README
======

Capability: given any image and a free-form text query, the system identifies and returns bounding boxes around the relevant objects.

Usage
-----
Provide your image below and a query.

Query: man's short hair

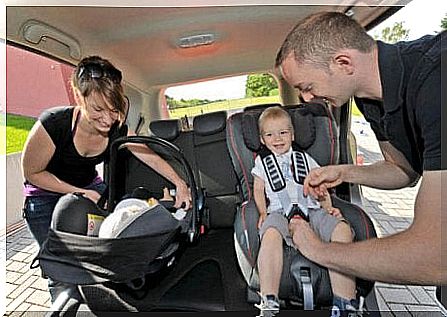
[275,11,375,69]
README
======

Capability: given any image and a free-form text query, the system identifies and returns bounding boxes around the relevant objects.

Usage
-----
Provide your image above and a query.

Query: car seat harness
[259,142,320,222]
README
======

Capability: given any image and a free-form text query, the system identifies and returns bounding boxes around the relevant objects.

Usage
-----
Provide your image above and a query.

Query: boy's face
[260,116,294,155]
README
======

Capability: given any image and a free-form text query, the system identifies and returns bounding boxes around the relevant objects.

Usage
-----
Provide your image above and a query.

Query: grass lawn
[5,114,36,154]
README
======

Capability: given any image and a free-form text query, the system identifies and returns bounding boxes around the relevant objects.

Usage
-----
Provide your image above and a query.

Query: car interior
[6,1,411,314]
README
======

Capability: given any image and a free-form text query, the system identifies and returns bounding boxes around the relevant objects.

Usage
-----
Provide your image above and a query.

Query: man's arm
[291,170,445,285]
[304,141,418,198]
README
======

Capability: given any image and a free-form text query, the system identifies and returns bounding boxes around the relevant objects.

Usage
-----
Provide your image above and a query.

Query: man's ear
[332,52,354,75]
[260,135,265,145]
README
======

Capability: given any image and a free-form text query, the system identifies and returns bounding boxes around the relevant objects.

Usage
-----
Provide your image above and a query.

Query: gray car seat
[226,102,376,309]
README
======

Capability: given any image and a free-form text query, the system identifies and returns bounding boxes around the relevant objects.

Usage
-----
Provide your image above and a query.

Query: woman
[21,55,191,303]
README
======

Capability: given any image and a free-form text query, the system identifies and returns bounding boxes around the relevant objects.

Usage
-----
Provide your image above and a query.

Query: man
[275,11,445,297]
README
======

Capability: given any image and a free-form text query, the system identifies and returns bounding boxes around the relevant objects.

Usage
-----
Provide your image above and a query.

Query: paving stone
[6,282,19,296]
[31,277,49,291]
[387,304,411,316]
[375,283,407,289]
[10,251,31,262]
[6,287,34,312]
[14,268,36,285]
[407,286,438,306]
[7,260,27,272]
[12,302,31,314]
[388,221,410,231]
[377,287,419,305]
[405,305,442,317]
[6,271,22,284]
[379,221,396,236]
[27,304,49,312]
[26,289,51,307]
[8,275,38,299]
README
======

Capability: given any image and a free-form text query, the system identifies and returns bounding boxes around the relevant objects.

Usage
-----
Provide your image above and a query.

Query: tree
[245,74,278,98]
[441,13,447,30]
[374,21,409,43]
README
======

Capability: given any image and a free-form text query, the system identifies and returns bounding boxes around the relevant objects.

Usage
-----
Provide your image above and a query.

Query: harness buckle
[286,204,309,222]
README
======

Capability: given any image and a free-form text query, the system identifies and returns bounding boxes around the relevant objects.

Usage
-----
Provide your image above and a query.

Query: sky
[167,0,446,101]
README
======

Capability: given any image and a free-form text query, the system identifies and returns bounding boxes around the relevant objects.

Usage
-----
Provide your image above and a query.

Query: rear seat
[192,111,240,228]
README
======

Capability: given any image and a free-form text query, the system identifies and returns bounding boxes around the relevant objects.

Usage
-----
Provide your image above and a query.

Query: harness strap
[259,143,313,218]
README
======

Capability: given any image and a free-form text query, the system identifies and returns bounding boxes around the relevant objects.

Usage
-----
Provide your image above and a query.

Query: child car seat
[37,135,201,312]
[226,102,377,309]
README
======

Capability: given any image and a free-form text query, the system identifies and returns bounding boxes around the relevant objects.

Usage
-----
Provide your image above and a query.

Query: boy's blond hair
[258,106,293,133]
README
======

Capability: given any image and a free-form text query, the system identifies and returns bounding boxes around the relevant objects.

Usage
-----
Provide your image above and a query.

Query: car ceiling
[6,2,408,93]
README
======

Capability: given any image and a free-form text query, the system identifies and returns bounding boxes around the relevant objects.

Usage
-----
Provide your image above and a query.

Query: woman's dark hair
[71,56,127,123]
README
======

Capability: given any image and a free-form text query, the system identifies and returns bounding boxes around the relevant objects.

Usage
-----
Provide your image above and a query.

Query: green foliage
[374,21,409,43]
[6,114,36,154]
[269,88,279,96]
[441,13,447,30]
[245,74,278,98]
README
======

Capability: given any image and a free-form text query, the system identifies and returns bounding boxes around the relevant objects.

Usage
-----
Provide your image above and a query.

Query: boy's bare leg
[329,222,356,300]
[258,228,283,296]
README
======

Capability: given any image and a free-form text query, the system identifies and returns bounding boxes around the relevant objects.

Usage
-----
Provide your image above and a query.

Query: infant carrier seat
[226,102,378,311]
[37,135,202,313]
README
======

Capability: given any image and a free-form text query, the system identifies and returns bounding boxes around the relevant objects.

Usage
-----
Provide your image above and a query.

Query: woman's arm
[21,121,101,201]
[125,130,191,209]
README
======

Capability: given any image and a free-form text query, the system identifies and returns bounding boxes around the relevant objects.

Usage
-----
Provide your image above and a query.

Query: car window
[164,73,280,130]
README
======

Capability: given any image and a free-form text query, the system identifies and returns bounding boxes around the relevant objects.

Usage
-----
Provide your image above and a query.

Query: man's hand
[289,217,324,261]
[304,165,345,199]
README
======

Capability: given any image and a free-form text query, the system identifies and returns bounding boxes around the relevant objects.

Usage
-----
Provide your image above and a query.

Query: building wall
[6,45,74,118]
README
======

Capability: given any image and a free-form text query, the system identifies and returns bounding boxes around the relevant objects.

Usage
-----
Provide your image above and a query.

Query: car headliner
[6,1,408,94]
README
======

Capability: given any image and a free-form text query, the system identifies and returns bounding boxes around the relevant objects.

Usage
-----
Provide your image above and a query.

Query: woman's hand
[174,182,192,210]
[80,189,102,203]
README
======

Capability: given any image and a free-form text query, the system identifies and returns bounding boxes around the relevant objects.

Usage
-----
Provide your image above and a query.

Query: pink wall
[6,45,75,118]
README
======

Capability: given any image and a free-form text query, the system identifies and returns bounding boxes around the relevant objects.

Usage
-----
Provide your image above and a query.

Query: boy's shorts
[259,208,350,247]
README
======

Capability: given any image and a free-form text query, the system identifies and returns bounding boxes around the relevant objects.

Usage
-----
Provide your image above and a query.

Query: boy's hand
[258,213,267,229]
[326,206,342,218]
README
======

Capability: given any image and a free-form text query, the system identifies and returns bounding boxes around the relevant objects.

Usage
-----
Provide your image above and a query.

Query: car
[6,1,410,315]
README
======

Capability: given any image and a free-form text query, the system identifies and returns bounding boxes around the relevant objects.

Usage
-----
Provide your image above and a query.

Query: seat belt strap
[259,144,312,217]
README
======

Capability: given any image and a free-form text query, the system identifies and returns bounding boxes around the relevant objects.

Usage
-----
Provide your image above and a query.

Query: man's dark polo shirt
[355,31,445,175]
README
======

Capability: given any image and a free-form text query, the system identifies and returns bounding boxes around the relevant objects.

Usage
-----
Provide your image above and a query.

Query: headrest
[243,103,282,112]
[241,102,329,152]
[149,119,181,141]
[193,111,227,136]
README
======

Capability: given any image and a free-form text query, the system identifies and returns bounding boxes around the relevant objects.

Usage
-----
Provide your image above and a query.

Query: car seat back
[192,111,240,228]
[227,102,339,202]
